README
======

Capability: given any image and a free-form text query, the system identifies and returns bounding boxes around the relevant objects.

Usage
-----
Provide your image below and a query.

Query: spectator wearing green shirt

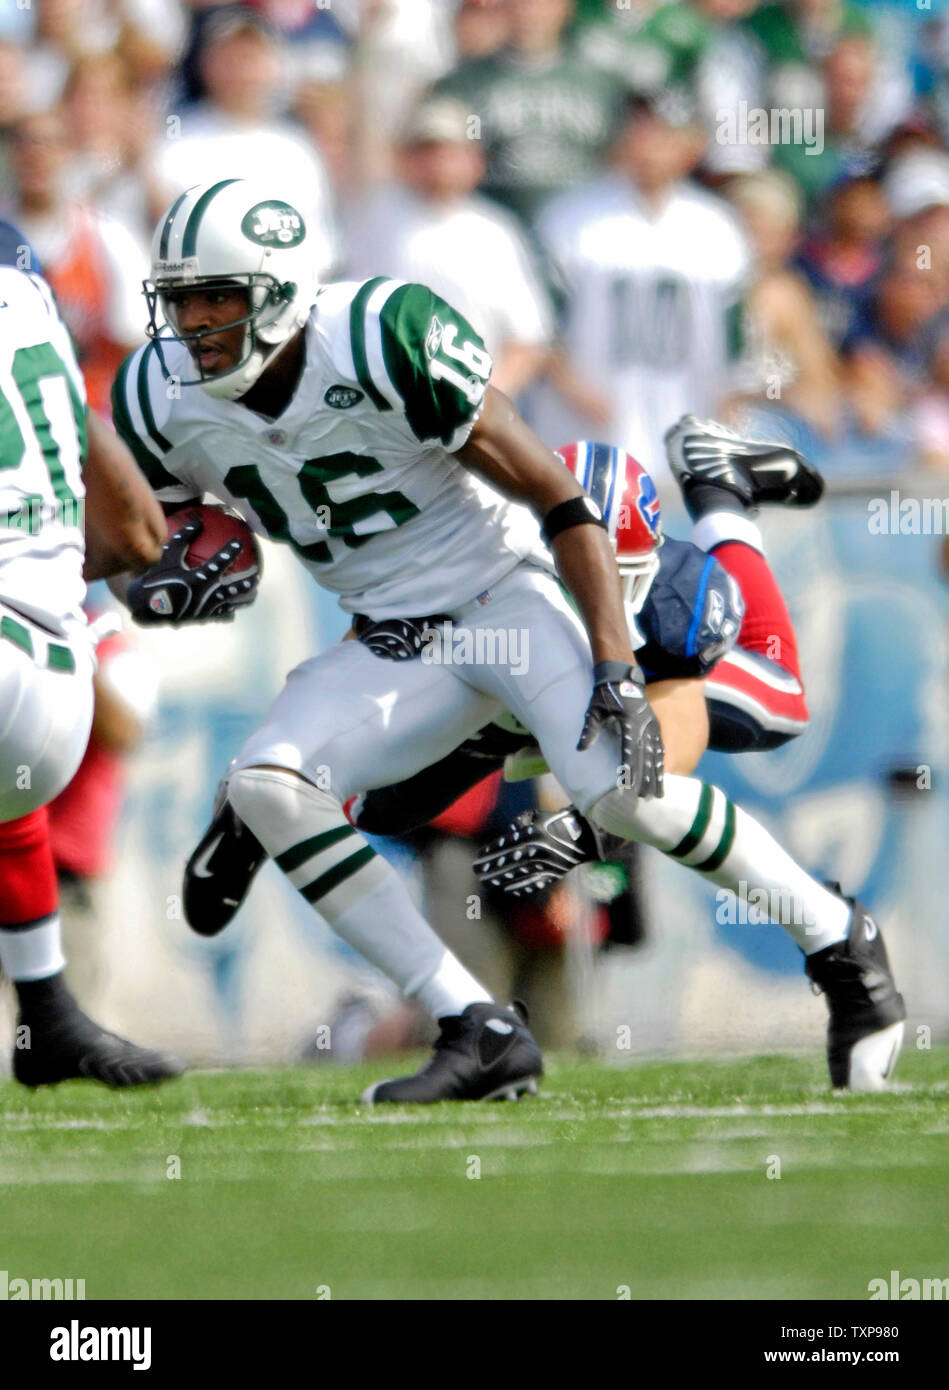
[433,0,628,224]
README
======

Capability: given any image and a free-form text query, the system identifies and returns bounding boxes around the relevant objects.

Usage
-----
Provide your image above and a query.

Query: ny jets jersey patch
[324,384,364,409]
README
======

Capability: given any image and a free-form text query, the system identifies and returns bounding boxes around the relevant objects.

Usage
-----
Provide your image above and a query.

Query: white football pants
[0,599,94,822]
[232,564,624,814]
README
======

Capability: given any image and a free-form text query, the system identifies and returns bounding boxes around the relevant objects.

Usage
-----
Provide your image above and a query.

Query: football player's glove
[352,614,447,661]
[473,807,604,898]
[577,662,664,798]
[127,519,260,626]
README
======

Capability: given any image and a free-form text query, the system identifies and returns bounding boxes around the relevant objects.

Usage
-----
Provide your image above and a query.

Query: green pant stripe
[275,824,354,873]
[1,615,33,658]
[695,799,737,873]
[301,845,376,903]
[670,783,714,859]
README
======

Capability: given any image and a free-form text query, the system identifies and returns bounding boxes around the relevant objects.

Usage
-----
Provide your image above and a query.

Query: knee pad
[228,766,347,855]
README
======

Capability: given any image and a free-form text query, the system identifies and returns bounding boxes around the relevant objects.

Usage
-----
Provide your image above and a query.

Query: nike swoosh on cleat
[191,834,224,879]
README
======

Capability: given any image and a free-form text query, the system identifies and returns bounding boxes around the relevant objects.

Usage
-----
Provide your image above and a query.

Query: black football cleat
[473,807,606,898]
[361,1001,543,1104]
[805,891,905,1091]
[665,414,825,512]
[14,1007,183,1088]
[183,794,267,935]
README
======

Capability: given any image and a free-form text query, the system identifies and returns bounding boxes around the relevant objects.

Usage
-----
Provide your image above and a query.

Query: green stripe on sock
[670,783,714,859]
[695,799,737,873]
[275,824,354,873]
[301,845,376,904]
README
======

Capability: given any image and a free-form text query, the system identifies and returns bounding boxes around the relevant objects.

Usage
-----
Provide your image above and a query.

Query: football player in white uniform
[114,179,899,1101]
[0,261,183,1086]
[190,429,906,1093]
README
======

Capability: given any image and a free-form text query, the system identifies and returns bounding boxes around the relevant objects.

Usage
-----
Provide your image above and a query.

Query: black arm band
[541,494,608,546]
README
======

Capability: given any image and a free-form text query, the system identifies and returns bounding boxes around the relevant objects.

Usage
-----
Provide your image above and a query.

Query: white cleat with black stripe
[361,1001,543,1104]
[664,414,825,511]
[805,891,906,1092]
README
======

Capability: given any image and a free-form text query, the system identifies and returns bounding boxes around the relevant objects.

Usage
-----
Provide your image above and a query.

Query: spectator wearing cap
[526,91,750,499]
[148,5,337,276]
[433,0,629,225]
[345,96,553,399]
[4,107,149,415]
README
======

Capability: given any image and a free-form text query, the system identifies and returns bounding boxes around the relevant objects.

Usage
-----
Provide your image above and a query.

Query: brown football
[164,503,260,574]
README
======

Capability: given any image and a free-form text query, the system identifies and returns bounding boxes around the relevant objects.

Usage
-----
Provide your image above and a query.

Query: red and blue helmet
[555,441,663,616]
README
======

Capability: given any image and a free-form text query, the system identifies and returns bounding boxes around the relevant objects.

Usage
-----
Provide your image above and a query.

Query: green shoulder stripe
[137,343,174,455]
[379,283,491,446]
[349,277,392,412]
[111,352,182,492]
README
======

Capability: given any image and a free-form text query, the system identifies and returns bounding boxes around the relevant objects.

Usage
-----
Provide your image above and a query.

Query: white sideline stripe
[363,278,406,410]
[716,647,804,693]
[705,680,809,734]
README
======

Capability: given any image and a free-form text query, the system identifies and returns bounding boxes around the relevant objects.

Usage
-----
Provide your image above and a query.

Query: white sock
[229,767,492,1018]
[692,510,764,555]
[591,776,850,953]
[0,912,66,981]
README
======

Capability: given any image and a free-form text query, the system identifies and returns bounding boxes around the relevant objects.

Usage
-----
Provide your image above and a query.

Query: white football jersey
[113,277,553,619]
[528,175,750,494]
[0,267,87,633]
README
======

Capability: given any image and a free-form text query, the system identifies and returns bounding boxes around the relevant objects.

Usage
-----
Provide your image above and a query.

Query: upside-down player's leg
[664,415,813,751]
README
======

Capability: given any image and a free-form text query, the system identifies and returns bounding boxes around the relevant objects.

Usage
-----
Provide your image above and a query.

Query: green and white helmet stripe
[155,179,243,269]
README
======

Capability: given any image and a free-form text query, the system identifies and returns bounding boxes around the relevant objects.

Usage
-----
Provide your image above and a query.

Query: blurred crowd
[0,0,945,475]
[1,0,946,1054]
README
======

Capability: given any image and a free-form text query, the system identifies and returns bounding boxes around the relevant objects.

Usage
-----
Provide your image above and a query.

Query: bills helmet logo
[556,441,663,615]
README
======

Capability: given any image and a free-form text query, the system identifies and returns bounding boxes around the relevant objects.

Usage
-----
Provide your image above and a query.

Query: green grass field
[1,1048,947,1301]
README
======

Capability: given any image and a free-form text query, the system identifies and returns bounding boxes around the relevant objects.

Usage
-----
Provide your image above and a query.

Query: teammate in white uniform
[0,262,182,1086]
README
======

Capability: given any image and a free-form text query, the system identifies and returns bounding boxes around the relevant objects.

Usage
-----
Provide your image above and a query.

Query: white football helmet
[144,177,318,400]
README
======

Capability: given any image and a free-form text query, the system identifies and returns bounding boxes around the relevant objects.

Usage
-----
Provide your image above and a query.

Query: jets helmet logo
[241,201,306,248]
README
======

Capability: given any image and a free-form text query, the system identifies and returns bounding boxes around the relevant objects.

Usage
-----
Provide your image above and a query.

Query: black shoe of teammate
[665,415,825,514]
[362,1001,543,1104]
[183,796,267,936]
[805,891,905,1091]
[14,997,183,1088]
